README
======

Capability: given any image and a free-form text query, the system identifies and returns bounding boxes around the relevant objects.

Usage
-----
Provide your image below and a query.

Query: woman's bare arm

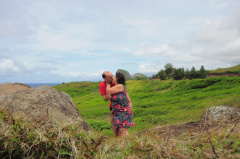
[126,92,133,111]
[106,83,123,94]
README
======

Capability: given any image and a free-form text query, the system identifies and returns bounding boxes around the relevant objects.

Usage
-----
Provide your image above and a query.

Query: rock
[0,85,91,131]
[0,83,30,103]
[200,106,240,123]
[116,69,133,80]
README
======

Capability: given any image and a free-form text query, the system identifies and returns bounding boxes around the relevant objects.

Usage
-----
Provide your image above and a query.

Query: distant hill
[133,73,148,80]
[116,69,133,80]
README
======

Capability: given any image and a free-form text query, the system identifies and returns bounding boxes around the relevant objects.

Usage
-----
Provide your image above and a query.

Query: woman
[106,72,135,137]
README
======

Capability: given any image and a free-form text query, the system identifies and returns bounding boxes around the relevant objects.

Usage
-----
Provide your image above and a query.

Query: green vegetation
[210,64,240,74]
[154,63,209,80]
[53,77,240,136]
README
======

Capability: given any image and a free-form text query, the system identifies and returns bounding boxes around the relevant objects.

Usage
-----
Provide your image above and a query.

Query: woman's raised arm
[106,83,123,94]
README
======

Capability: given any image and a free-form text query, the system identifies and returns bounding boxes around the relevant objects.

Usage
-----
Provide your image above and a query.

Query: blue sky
[1,0,240,83]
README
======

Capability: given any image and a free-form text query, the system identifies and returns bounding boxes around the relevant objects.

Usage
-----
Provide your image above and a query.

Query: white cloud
[51,70,102,78]
[195,19,239,46]
[69,72,81,77]
[133,44,176,56]
[191,10,240,66]
[0,59,20,73]
[138,63,162,74]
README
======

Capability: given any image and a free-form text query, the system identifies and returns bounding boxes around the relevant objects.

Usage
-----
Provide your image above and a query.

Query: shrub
[156,69,167,80]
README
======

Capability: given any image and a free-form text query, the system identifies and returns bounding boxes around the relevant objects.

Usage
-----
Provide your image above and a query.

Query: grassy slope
[210,64,240,73]
[53,77,240,136]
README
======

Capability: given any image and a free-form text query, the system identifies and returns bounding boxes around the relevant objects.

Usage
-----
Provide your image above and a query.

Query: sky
[0,0,240,83]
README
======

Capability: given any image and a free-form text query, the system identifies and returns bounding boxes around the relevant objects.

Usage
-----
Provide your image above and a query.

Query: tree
[189,66,197,79]
[164,63,174,75]
[173,67,185,80]
[185,68,190,79]
[156,69,167,80]
[151,74,157,79]
[199,65,208,79]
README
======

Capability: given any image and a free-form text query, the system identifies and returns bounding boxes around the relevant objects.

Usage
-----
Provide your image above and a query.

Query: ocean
[23,83,61,88]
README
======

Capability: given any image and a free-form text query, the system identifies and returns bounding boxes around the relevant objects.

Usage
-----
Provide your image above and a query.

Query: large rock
[0,83,30,103]
[116,69,133,80]
[0,85,90,131]
[200,106,240,123]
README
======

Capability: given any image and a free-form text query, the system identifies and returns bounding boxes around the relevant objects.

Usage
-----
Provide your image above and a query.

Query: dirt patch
[208,72,240,77]
[137,120,239,137]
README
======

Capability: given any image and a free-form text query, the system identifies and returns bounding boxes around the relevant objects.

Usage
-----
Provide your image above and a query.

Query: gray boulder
[200,106,240,123]
[0,85,90,131]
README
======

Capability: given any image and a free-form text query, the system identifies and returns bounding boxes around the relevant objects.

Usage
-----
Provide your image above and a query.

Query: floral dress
[111,84,135,129]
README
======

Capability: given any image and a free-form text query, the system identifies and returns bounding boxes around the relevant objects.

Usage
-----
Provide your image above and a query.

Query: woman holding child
[106,72,135,137]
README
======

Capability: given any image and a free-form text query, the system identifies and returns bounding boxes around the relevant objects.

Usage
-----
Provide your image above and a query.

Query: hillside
[53,76,240,136]
[133,73,148,80]
[209,64,240,73]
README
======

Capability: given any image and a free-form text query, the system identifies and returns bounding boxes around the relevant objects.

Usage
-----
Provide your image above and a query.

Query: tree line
[152,63,208,80]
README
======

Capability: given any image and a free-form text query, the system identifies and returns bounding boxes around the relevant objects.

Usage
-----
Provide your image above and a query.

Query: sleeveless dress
[111,84,135,129]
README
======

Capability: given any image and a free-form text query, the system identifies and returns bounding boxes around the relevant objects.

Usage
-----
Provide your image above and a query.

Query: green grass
[210,64,240,73]
[53,77,240,136]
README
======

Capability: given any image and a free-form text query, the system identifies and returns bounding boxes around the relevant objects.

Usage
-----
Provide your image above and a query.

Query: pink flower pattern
[111,84,135,129]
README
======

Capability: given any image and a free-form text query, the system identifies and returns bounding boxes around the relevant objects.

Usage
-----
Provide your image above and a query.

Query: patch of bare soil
[138,120,239,137]
[0,83,30,103]
[208,72,240,77]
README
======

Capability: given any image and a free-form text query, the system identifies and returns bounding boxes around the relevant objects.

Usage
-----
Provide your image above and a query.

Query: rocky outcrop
[0,85,90,131]
[116,69,133,80]
[0,83,30,103]
[200,106,240,123]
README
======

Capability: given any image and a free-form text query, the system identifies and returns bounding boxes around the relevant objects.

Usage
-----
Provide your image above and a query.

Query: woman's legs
[110,112,117,137]
[118,128,129,137]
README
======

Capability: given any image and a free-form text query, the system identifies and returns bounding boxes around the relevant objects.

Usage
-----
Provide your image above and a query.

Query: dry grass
[1,109,239,158]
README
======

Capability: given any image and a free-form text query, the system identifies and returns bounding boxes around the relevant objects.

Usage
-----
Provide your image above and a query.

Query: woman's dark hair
[116,72,126,85]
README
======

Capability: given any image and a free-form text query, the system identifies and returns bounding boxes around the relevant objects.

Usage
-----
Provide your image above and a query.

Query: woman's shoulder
[113,84,124,91]
[115,84,124,88]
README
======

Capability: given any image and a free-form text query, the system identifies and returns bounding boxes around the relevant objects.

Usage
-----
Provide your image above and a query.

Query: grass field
[1,76,240,158]
[53,76,240,136]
